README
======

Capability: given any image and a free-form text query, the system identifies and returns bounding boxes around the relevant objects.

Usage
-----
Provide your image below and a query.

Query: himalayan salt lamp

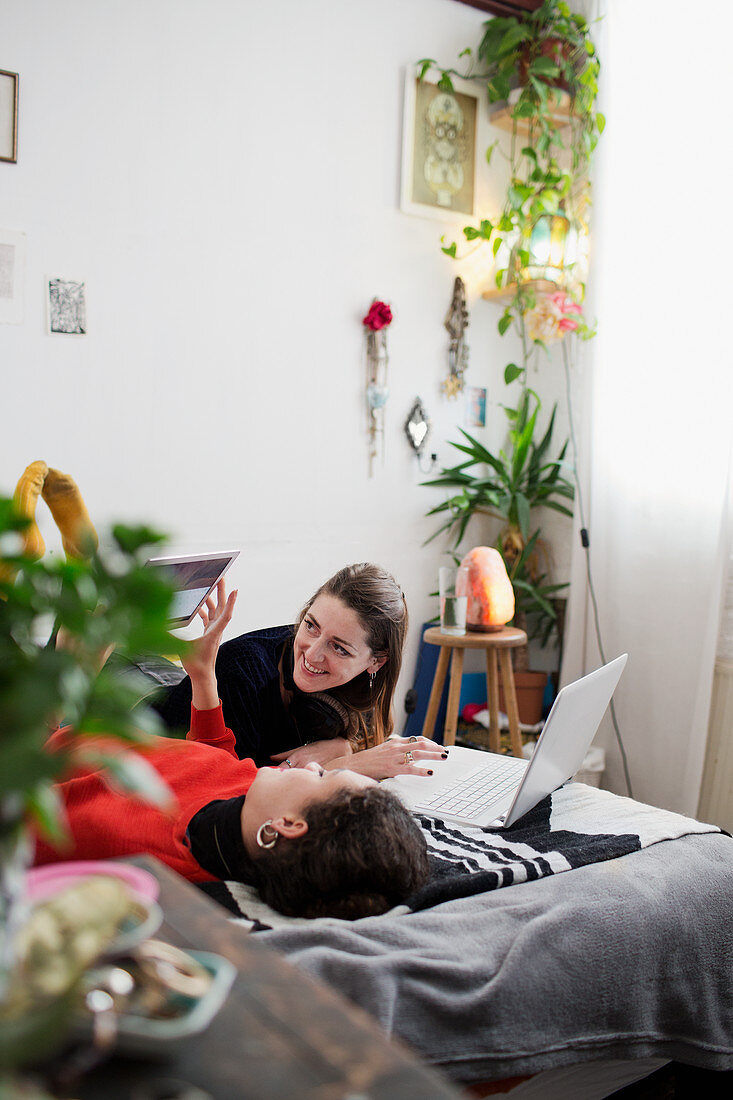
[458,546,515,633]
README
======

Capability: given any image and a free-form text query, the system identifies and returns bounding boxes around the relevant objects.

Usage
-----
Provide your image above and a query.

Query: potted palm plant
[423,384,573,687]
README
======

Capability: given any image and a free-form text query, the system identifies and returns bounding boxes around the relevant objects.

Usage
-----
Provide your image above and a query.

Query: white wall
[1,0,573,719]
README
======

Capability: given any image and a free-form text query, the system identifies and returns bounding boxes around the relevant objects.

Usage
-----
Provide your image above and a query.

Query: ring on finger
[404,750,414,764]
[408,736,418,743]
[285,758,293,768]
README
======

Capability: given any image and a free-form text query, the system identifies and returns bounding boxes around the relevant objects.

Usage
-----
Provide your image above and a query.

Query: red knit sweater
[33,705,259,882]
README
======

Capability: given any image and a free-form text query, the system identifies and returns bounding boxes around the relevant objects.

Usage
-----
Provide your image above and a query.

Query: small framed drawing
[0,228,26,324]
[47,277,87,335]
[400,68,479,221]
[0,70,19,163]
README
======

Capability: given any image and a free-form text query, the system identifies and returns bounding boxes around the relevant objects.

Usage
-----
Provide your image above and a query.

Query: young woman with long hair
[154,563,443,779]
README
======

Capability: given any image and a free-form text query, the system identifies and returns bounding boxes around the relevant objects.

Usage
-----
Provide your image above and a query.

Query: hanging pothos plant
[419,0,604,304]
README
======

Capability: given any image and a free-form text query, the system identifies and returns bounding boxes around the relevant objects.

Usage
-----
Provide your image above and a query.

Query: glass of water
[439,566,469,635]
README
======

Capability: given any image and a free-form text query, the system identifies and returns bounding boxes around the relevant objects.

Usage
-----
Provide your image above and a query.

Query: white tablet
[144,550,240,628]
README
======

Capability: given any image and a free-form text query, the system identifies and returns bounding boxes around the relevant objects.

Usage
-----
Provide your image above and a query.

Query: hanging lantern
[458,546,515,632]
[522,214,578,285]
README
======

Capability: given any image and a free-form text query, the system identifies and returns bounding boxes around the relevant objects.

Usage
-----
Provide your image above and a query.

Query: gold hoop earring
[256,821,278,850]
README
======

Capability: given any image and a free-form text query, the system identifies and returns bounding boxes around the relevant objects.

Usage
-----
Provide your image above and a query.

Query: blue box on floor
[401,624,488,745]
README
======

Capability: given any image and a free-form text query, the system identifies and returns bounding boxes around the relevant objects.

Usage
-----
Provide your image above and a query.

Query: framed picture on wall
[0,228,25,324]
[47,277,87,335]
[0,70,19,163]
[400,68,478,221]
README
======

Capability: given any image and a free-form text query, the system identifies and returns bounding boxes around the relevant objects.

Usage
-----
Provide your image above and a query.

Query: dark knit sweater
[153,626,350,765]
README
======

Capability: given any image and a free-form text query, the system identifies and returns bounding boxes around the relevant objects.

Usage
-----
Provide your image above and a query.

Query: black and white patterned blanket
[199,781,720,931]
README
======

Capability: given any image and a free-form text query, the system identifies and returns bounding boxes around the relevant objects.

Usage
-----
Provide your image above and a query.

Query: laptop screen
[144,551,240,627]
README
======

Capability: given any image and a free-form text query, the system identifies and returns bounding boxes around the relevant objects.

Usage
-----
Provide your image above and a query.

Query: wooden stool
[421,625,528,756]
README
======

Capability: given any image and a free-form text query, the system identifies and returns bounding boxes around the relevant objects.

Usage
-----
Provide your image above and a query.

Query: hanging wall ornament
[442,276,469,399]
[363,299,393,476]
[404,396,437,473]
[404,396,431,456]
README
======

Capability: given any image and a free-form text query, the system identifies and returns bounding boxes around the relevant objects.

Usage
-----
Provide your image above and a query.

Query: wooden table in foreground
[77,857,461,1100]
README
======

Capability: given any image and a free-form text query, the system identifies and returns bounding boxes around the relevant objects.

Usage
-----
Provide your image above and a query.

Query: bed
[200,779,733,1095]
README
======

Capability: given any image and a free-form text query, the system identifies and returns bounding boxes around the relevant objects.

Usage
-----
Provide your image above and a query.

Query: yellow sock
[13,460,49,560]
[41,468,98,559]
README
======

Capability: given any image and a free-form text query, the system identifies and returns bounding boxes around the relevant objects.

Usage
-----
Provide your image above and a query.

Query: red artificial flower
[363,300,393,331]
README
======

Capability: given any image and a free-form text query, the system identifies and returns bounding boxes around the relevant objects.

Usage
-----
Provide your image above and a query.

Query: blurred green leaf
[529,56,560,78]
[26,783,69,844]
[111,524,167,555]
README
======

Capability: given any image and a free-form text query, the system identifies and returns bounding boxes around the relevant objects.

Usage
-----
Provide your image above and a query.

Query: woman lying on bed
[34,582,430,920]
[153,562,442,777]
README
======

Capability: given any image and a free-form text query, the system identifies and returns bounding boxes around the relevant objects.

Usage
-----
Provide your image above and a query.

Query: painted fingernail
[427,770,434,776]
[441,752,448,758]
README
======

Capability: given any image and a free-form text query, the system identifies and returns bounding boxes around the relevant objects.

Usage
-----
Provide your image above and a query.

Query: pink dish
[26,860,160,904]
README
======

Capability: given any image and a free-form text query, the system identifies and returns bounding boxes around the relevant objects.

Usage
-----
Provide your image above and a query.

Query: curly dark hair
[253,786,428,920]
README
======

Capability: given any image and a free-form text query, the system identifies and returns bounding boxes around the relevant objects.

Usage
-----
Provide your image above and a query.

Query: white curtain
[561,2,733,815]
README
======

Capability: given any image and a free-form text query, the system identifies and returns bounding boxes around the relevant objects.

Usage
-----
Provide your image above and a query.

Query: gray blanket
[259,831,733,1083]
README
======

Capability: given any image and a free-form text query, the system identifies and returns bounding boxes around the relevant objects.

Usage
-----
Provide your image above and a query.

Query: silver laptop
[144,550,240,628]
[386,654,627,829]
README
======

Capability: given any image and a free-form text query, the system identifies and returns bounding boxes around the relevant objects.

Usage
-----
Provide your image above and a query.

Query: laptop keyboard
[418,755,528,820]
